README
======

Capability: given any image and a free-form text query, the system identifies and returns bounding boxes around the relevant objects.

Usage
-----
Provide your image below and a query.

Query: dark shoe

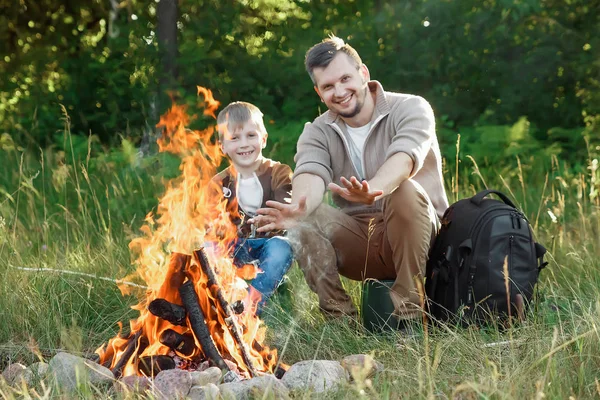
[321,308,360,321]
[324,313,362,331]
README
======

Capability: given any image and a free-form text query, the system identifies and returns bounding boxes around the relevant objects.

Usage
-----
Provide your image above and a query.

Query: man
[249,36,449,324]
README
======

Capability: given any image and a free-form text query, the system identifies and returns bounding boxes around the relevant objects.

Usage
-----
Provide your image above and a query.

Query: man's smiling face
[313,52,370,121]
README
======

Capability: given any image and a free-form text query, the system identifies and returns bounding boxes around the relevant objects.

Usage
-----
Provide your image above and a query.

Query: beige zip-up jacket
[293,81,449,218]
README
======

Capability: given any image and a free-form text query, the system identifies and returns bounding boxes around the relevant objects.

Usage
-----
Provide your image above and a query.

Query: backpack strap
[471,190,517,208]
[458,238,472,263]
[426,264,440,316]
[535,242,549,270]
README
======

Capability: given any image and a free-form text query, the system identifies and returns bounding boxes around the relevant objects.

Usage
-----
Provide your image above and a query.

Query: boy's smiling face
[221,121,267,173]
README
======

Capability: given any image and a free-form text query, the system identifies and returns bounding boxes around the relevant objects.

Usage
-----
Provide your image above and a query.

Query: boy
[212,101,293,314]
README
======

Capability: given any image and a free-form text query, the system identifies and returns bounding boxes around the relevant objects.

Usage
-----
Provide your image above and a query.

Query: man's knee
[286,223,318,257]
[305,203,343,238]
[287,222,336,272]
[385,179,433,222]
[287,203,341,257]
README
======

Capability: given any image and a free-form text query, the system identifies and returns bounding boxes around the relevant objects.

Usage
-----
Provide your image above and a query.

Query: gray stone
[341,354,384,381]
[48,352,114,392]
[188,383,220,400]
[219,375,289,400]
[222,370,241,383]
[190,366,222,386]
[19,361,51,385]
[114,375,151,395]
[2,363,27,385]
[281,360,347,393]
[223,360,240,375]
[29,362,49,378]
[197,361,211,371]
[153,368,192,399]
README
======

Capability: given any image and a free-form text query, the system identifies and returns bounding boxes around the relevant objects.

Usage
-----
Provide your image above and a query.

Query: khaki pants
[288,179,440,319]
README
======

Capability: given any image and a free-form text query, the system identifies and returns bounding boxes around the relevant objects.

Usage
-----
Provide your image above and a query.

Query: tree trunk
[142,0,179,156]
[157,0,179,85]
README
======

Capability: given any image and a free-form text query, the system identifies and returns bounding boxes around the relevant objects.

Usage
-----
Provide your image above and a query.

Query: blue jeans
[233,237,293,311]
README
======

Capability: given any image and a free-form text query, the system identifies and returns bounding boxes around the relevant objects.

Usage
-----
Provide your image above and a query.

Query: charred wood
[148,298,187,326]
[134,336,149,367]
[138,355,175,378]
[195,248,258,377]
[179,280,229,371]
[159,329,195,356]
[274,365,287,379]
[100,352,113,369]
[231,300,244,314]
[111,331,142,379]
[158,253,190,302]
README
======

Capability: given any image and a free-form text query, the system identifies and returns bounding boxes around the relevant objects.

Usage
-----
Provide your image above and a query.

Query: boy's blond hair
[216,101,267,141]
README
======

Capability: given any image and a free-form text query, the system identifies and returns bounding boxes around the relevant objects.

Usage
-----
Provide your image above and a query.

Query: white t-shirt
[346,122,372,178]
[237,173,263,214]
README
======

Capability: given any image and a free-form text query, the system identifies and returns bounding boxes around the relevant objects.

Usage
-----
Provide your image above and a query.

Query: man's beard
[338,85,368,119]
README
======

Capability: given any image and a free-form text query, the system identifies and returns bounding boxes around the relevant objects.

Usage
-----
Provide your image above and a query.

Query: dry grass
[0,132,599,398]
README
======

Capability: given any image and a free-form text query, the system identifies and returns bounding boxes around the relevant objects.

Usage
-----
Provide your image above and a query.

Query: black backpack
[425,189,548,324]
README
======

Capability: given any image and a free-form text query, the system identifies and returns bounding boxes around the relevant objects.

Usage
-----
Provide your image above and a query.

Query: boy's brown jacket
[211,157,292,238]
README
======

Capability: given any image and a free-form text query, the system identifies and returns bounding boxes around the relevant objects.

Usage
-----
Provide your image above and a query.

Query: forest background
[2,0,599,164]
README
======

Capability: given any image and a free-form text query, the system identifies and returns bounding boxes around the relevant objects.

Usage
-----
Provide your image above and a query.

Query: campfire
[95,87,279,380]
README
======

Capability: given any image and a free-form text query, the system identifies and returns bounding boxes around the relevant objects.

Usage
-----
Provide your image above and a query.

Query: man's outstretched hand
[249,196,307,232]
[328,176,383,205]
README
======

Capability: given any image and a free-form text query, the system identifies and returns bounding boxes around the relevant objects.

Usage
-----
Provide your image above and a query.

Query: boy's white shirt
[236,172,263,215]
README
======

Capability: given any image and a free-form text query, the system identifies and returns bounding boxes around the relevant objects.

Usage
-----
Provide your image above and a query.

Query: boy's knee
[264,237,293,263]
[265,236,291,250]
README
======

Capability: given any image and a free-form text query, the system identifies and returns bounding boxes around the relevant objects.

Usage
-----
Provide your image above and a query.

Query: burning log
[138,355,176,377]
[159,253,191,302]
[231,300,245,315]
[274,365,287,379]
[111,331,142,379]
[179,280,229,371]
[148,299,187,326]
[159,329,195,356]
[194,248,258,377]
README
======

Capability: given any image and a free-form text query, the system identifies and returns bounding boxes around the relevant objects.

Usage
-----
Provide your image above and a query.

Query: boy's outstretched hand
[328,176,383,205]
[249,196,307,232]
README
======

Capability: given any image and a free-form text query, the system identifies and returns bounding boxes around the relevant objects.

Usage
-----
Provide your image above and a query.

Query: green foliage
[2,0,599,149]
[263,119,307,167]
[0,0,157,146]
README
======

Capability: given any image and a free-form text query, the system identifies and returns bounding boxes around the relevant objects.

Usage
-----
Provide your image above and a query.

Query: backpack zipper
[507,235,514,310]
[508,235,514,279]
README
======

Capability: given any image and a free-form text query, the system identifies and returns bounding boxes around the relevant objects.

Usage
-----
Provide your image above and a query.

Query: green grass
[0,124,598,399]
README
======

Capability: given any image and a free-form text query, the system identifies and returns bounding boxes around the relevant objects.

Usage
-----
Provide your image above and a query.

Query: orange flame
[96,87,277,378]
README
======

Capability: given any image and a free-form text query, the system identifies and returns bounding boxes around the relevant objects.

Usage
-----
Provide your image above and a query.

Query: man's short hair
[304,35,363,84]
[216,101,267,141]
